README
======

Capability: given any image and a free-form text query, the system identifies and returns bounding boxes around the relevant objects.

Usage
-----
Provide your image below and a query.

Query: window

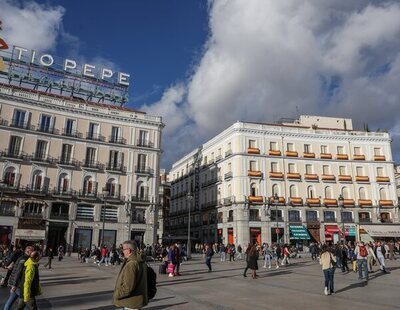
[380,212,391,223]
[272,184,279,196]
[354,147,361,155]
[85,147,96,164]
[341,211,353,222]
[227,142,232,151]
[8,136,22,155]
[289,185,297,197]
[218,148,222,156]
[288,210,300,222]
[109,150,124,168]
[249,139,256,148]
[58,173,69,192]
[227,162,232,172]
[270,142,277,150]
[304,144,311,153]
[88,123,99,138]
[250,183,257,196]
[64,119,75,135]
[305,164,312,174]
[35,140,48,159]
[137,154,146,169]
[32,170,43,190]
[339,166,346,175]
[322,165,330,175]
[288,163,295,173]
[12,110,26,127]
[337,146,344,154]
[270,209,283,221]
[61,144,72,163]
[324,211,336,222]
[359,212,370,221]
[377,167,384,177]
[271,162,278,172]
[287,143,294,151]
[227,184,232,197]
[379,188,387,200]
[76,204,94,220]
[138,130,149,146]
[324,186,333,199]
[83,176,96,194]
[105,178,118,196]
[39,114,52,132]
[306,210,318,221]
[356,167,363,176]
[374,148,381,156]
[249,160,257,171]
[342,187,350,199]
[228,210,234,221]
[321,145,328,153]
[3,167,17,187]
[359,188,367,199]
[111,126,120,142]
[307,186,314,198]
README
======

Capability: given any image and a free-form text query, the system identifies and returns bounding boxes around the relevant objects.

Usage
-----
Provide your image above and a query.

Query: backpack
[359,246,367,257]
[147,265,157,300]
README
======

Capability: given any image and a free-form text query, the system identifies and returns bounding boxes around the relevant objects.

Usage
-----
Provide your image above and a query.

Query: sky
[1,0,400,169]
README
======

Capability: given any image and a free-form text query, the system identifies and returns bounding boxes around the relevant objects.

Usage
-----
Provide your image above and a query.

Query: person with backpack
[113,240,148,309]
[355,241,369,281]
[376,241,389,274]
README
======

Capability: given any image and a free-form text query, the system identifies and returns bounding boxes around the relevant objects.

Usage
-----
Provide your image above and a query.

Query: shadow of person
[335,280,368,293]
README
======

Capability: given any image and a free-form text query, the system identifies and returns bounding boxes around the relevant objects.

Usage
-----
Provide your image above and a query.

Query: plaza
[1,254,399,309]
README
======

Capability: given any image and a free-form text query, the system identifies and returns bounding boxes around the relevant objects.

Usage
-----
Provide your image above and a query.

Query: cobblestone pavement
[1,254,399,309]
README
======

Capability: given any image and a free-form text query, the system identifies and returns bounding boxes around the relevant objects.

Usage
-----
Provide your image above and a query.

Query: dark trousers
[357,259,368,280]
[229,253,235,261]
[311,253,317,261]
[323,268,335,293]
[205,257,212,271]
[44,257,52,269]
[341,258,349,272]
[16,298,37,310]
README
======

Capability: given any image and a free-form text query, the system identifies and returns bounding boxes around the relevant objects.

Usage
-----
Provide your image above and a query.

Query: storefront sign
[15,229,45,240]
[361,225,400,237]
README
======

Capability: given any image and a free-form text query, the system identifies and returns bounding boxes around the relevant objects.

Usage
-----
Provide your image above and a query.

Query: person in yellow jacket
[16,251,42,310]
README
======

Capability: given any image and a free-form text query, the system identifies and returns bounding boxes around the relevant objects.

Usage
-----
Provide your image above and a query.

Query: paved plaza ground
[1,254,400,309]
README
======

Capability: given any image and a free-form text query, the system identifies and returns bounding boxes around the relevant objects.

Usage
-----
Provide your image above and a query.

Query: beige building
[168,115,399,247]
[0,83,164,251]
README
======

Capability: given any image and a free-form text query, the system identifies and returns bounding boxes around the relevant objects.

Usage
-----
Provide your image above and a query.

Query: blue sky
[2,0,400,168]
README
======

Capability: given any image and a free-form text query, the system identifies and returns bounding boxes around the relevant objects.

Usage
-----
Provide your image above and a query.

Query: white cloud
[0,0,65,51]
[144,0,400,168]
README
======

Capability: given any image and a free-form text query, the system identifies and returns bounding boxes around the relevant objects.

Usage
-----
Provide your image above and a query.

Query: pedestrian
[174,243,181,276]
[319,244,336,296]
[375,241,389,274]
[366,243,377,273]
[112,240,148,309]
[16,251,42,310]
[220,243,226,262]
[57,245,64,261]
[341,244,350,272]
[43,248,54,269]
[355,241,369,281]
[246,244,259,279]
[274,243,281,268]
[4,246,34,310]
[281,244,290,266]
[263,243,272,269]
[243,244,252,277]
[205,244,213,272]
[229,244,236,262]
[310,243,318,261]
[236,244,243,260]
[98,245,108,266]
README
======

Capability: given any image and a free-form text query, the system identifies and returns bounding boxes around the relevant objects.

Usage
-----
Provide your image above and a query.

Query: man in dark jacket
[113,240,148,309]
[4,246,34,310]
[44,248,54,269]
[16,251,42,310]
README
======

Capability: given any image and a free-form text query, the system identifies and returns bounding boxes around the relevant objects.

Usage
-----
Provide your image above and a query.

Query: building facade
[167,115,399,247]
[0,83,163,250]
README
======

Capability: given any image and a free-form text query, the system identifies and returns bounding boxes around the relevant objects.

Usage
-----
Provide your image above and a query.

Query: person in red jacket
[98,246,109,266]
[281,244,291,266]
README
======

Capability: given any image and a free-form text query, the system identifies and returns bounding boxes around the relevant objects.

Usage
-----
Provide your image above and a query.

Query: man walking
[355,242,369,281]
[219,243,226,262]
[43,248,54,269]
[205,244,213,272]
[113,240,148,310]
[376,241,389,274]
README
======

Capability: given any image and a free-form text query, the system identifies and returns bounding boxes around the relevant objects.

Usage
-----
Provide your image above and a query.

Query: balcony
[104,193,125,203]
[247,147,260,154]
[306,198,321,207]
[10,119,33,130]
[379,200,394,207]
[82,160,104,170]
[304,174,318,181]
[50,213,69,220]
[109,136,127,144]
[223,197,233,205]
[215,155,223,162]
[137,139,154,148]
[131,218,146,224]
[249,216,261,221]
[336,154,349,160]
[374,155,386,161]
[321,153,332,159]
[131,196,151,203]
[51,188,75,198]
[289,197,303,206]
[106,164,127,173]
[248,196,264,204]
[135,166,154,175]
[0,149,25,160]
[343,199,355,207]
[269,150,281,156]
[57,157,81,167]
[287,173,301,180]
[269,196,285,205]
[324,199,338,207]
[225,149,233,157]
[77,191,98,200]
[285,151,298,157]
[355,176,370,183]
[224,171,233,180]
[303,152,315,158]
[248,170,263,178]
[376,176,390,183]
[37,125,59,135]
[201,176,221,188]
[62,129,83,139]
[338,175,352,182]
[22,212,43,219]
[201,200,218,210]
[86,132,106,142]
[359,218,372,223]
[354,155,365,160]
[269,172,284,179]
[28,154,56,165]
[359,199,372,207]
[24,186,48,196]
[0,209,15,216]
[324,218,337,223]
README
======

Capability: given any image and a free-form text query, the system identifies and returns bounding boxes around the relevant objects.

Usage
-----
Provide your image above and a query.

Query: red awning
[325,225,344,236]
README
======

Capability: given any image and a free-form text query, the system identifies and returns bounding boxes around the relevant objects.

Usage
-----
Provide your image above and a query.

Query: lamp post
[338,194,345,243]
[101,189,109,247]
[269,193,280,245]
[187,191,193,260]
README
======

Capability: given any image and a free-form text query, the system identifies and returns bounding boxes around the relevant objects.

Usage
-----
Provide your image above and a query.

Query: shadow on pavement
[335,280,368,293]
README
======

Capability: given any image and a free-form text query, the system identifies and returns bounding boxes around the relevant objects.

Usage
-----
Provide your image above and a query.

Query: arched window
[58,173,69,192]
[250,183,257,196]
[379,188,387,200]
[83,176,95,194]
[342,187,350,199]
[324,186,333,199]
[307,186,314,198]
[289,185,297,198]
[359,187,367,199]
[32,170,44,190]
[380,212,391,223]
[136,181,147,199]
[106,178,117,196]
[227,184,232,197]
[3,166,17,187]
[272,184,279,196]
[228,210,234,220]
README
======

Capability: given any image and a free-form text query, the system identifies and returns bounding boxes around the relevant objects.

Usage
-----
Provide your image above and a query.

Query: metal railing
[135,166,154,175]
[136,139,154,148]
[109,136,127,144]
[82,160,105,170]
[86,132,106,142]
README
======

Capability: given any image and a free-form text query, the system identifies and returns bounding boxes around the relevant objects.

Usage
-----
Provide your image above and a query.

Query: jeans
[336,256,342,268]
[205,257,212,271]
[264,255,271,267]
[377,255,386,271]
[357,259,368,280]
[220,252,226,262]
[281,255,290,265]
[98,256,106,265]
[323,268,335,293]
[4,288,20,310]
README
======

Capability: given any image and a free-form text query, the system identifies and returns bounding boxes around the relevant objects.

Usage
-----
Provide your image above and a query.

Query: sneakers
[324,287,328,296]
[168,273,174,277]
[276,265,279,269]
[268,266,271,269]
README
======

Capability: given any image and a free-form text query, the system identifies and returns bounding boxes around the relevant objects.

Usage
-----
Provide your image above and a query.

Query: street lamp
[100,189,109,247]
[338,194,345,243]
[187,191,193,260]
[269,193,280,245]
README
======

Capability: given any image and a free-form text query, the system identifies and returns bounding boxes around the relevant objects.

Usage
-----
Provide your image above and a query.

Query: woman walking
[247,244,259,279]
[320,244,336,295]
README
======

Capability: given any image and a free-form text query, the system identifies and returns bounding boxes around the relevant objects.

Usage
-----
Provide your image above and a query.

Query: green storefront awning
[289,225,311,240]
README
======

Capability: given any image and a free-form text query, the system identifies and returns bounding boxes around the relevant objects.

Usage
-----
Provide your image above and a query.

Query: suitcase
[159,263,167,274]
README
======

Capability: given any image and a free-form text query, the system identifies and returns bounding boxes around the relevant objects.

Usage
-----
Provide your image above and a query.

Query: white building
[167,115,399,247]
